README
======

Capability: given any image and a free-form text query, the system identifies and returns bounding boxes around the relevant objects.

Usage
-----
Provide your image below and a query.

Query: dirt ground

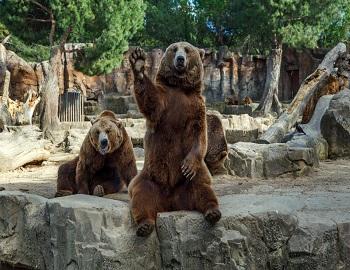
[0,156,349,199]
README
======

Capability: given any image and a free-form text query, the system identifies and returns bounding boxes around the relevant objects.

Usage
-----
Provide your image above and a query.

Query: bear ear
[198,49,205,60]
[98,110,117,119]
[111,119,124,129]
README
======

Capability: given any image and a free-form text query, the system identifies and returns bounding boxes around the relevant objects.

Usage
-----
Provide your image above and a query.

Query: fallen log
[257,42,347,144]
[0,126,50,171]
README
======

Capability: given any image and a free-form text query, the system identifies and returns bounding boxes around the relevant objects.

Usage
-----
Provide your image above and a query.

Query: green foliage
[135,0,349,53]
[0,0,145,74]
[196,0,350,53]
[319,3,350,48]
[133,0,200,49]
[0,22,49,62]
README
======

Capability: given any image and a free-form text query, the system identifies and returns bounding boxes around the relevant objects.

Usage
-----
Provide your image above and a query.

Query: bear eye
[173,46,178,53]
[185,47,189,53]
[106,129,111,134]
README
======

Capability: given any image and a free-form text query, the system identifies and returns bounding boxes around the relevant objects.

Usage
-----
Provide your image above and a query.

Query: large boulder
[0,191,349,269]
[285,94,333,161]
[223,114,275,144]
[0,192,161,270]
[321,89,350,158]
[227,142,317,178]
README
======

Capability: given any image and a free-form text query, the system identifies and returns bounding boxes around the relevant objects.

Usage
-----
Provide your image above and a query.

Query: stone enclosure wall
[5,44,326,108]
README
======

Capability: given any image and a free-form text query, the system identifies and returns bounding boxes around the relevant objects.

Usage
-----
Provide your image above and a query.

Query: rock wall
[5,44,326,105]
[0,191,349,269]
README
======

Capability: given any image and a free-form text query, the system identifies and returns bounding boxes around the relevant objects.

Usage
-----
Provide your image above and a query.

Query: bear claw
[205,208,222,225]
[93,185,105,197]
[136,221,154,237]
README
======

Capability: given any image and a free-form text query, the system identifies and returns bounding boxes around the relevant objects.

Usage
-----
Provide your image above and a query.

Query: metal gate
[58,91,84,122]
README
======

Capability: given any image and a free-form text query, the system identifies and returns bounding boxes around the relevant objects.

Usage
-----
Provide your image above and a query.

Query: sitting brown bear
[129,42,221,237]
[56,110,137,197]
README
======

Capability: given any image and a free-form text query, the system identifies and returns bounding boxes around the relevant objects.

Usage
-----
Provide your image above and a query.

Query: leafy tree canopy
[133,0,199,49]
[134,0,350,53]
[0,0,145,74]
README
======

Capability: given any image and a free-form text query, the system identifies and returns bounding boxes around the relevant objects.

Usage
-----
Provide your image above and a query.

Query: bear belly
[143,129,189,187]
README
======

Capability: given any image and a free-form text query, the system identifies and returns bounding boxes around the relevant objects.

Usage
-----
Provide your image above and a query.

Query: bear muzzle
[98,132,109,155]
[174,52,187,72]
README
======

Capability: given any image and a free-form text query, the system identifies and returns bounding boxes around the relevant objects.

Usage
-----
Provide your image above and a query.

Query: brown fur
[205,113,228,175]
[56,110,137,197]
[129,42,221,237]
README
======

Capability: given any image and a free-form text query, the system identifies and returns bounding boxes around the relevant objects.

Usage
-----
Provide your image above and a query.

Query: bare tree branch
[26,18,52,23]
[27,0,56,46]
[1,35,11,45]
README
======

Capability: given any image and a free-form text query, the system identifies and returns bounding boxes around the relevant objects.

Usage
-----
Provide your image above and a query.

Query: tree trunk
[257,42,347,144]
[39,47,61,136]
[0,44,11,127]
[255,43,283,115]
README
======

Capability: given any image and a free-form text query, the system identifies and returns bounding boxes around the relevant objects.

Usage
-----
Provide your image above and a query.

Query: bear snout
[174,51,187,71]
[98,132,109,154]
[100,138,108,148]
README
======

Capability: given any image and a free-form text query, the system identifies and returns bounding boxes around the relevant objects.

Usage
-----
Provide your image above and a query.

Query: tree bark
[255,43,283,115]
[257,42,347,144]
[0,44,11,127]
[39,27,71,138]
[39,47,61,136]
[0,126,50,171]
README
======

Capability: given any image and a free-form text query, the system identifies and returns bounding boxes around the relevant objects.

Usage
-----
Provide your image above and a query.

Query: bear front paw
[181,154,200,181]
[129,47,146,80]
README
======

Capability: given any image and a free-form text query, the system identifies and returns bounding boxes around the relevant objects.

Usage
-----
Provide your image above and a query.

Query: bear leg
[129,175,166,237]
[195,183,221,224]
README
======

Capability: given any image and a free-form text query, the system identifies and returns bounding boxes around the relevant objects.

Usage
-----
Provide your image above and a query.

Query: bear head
[89,110,124,155]
[156,42,205,93]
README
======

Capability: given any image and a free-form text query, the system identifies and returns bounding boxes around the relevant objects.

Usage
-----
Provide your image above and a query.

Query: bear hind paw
[205,208,222,225]
[136,220,155,237]
[93,185,105,197]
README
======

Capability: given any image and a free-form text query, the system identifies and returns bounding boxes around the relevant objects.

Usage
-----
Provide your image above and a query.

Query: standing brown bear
[56,110,137,197]
[129,42,221,237]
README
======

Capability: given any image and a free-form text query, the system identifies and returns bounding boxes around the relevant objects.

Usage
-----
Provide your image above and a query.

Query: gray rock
[48,195,161,270]
[102,95,135,114]
[227,142,317,178]
[0,192,161,270]
[284,95,333,161]
[223,105,253,115]
[0,191,51,269]
[157,193,350,270]
[0,191,349,269]
[226,128,259,144]
[321,89,350,158]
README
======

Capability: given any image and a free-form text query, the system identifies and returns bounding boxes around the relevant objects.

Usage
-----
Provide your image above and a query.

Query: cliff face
[5,44,325,104]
